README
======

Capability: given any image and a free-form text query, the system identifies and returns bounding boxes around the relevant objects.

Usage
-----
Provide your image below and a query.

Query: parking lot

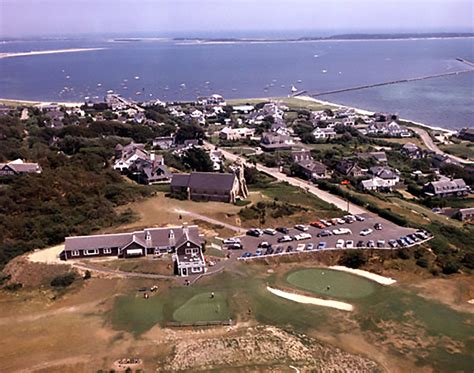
[221,213,431,259]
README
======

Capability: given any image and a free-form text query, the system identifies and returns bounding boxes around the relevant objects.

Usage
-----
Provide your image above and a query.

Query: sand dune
[267,286,354,311]
[329,266,397,285]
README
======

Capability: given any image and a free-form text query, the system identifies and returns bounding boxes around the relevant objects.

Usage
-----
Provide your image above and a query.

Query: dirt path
[204,141,365,214]
[174,208,247,233]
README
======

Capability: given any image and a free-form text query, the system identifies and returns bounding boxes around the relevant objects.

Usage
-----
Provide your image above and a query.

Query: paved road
[204,141,366,214]
[411,127,471,164]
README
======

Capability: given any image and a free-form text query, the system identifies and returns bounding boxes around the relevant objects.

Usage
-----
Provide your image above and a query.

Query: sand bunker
[329,266,396,285]
[267,286,353,312]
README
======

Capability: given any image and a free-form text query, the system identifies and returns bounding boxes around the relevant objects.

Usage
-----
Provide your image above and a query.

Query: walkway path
[204,141,365,214]
[411,126,471,165]
[174,208,247,233]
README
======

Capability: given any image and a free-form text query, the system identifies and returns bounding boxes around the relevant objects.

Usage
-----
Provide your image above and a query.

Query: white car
[294,224,309,232]
[223,237,241,245]
[336,239,345,249]
[263,228,277,235]
[296,243,306,251]
[294,233,312,241]
[336,218,346,224]
[333,228,352,235]
[345,240,354,248]
[359,228,373,236]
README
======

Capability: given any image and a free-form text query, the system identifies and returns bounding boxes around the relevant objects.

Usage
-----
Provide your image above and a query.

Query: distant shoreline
[0,48,106,59]
[0,94,456,134]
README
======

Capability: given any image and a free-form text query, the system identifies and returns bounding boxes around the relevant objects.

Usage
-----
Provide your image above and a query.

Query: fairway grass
[286,268,376,299]
[172,292,231,322]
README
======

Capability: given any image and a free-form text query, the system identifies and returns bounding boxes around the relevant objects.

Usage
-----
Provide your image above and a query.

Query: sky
[0,0,473,37]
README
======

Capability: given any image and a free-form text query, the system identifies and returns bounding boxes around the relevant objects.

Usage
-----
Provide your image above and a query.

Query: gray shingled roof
[64,226,202,252]
[171,172,236,192]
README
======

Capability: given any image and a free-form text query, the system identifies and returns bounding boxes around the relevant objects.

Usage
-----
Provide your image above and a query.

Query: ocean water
[0,37,473,130]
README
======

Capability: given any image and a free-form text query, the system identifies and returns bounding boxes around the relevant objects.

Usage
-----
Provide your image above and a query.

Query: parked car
[398,238,409,247]
[317,230,332,237]
[377,240,385,248]
[223,237,241,245]
[317,242,327,250]
[359,228,373,236]
[356,240,365,248]
[278,235,293,243]
[310,221,325,229]
[258,241,270,248]
[247,229,263,237]
[367,240,375,248]
[388,239,398,248]
[320,219,332,227]
[336,239,345,249]
[276,227,289,234]
[294,224,309,232]
[343,215,356,223]
[408,234,420,242]
[345,240,354,248]
[336,218,346,224]
[275,246,283,254]
[241,252,252,258]
[255,249,264,256]
[306,243,315,251]
[374,223,383,230]
[333,228,352,235]
[404,236,415,245]
[296,243,306,252]
[265,247,274,255]
[286,245,294,252]
[227,243,243,250]
[263,228,277,236]
[294,233,312,241]
[355,215,365,221]
[330,218,339,225]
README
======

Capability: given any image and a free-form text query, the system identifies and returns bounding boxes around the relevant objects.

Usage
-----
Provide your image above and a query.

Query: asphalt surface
[204,141,366,214]
[227,212,416,255]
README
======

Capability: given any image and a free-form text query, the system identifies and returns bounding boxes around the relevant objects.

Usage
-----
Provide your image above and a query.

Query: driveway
[204,141,365,214]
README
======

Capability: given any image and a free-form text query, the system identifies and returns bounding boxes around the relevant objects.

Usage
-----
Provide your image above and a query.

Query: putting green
[286,268,376,299]
[172,292,231,322]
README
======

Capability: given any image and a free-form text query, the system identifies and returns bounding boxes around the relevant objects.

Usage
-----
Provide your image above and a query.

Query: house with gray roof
[260,132,294,152]
[423,178,468,197]
[0,159,42,176]
[61,225,206,276]
[171,170,247,203]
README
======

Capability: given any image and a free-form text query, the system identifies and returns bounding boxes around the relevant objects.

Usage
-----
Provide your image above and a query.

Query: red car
[310,221,325,229]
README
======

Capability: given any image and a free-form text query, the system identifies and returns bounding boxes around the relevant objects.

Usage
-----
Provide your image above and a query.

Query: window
[103,248,112,254]
[71,251,80,257]
[191,267,202,273]
[85,249,99,256]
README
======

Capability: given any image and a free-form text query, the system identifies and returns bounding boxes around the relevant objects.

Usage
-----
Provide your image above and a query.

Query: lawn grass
[108,265,473,371]
[286,268,376,299]
[95,257,174,275]
[226,97,336,111]
[439,142,474,161]
[172,292,231,322]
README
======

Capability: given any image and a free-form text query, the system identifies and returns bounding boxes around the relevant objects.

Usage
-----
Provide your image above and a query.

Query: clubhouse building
[60,225,206,277]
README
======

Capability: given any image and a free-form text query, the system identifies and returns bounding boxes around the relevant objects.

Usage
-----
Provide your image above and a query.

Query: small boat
[84,96,90,100]
[314,54,319,58]
[107,90,114,94]
[134,76,140,80]
[65,75,70,79]
[180,83,186,88]
[123,79,128,82]
[291,85,298,93]
[322,69,327,73]
[280,84,286,88]
[297,79,302,83]
[135,91,142,95]
[232,88,237,91]
[97,83,102,87]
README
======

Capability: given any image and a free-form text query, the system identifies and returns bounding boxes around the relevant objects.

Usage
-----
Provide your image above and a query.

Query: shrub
[416,258,429,268]
[441,260,460,275]
[397,248,411,260]
[4,282,22,291]
[51,272,76,288]
[339,251,367,269]
[83,270,91,280]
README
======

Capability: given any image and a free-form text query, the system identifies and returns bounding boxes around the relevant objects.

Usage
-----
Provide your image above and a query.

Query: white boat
[322,69,328,73]
[297,79,302,83]
[65,75,70,79]
[97,83,102,87]
[134,76,140,80]
[291,85,298,93]
[107,90,114,94]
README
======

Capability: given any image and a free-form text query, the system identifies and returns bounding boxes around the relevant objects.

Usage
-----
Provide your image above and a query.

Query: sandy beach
[267,286,354,311]
[329,266,397,285]
[0,98,83,108]
[0,48,106,60]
